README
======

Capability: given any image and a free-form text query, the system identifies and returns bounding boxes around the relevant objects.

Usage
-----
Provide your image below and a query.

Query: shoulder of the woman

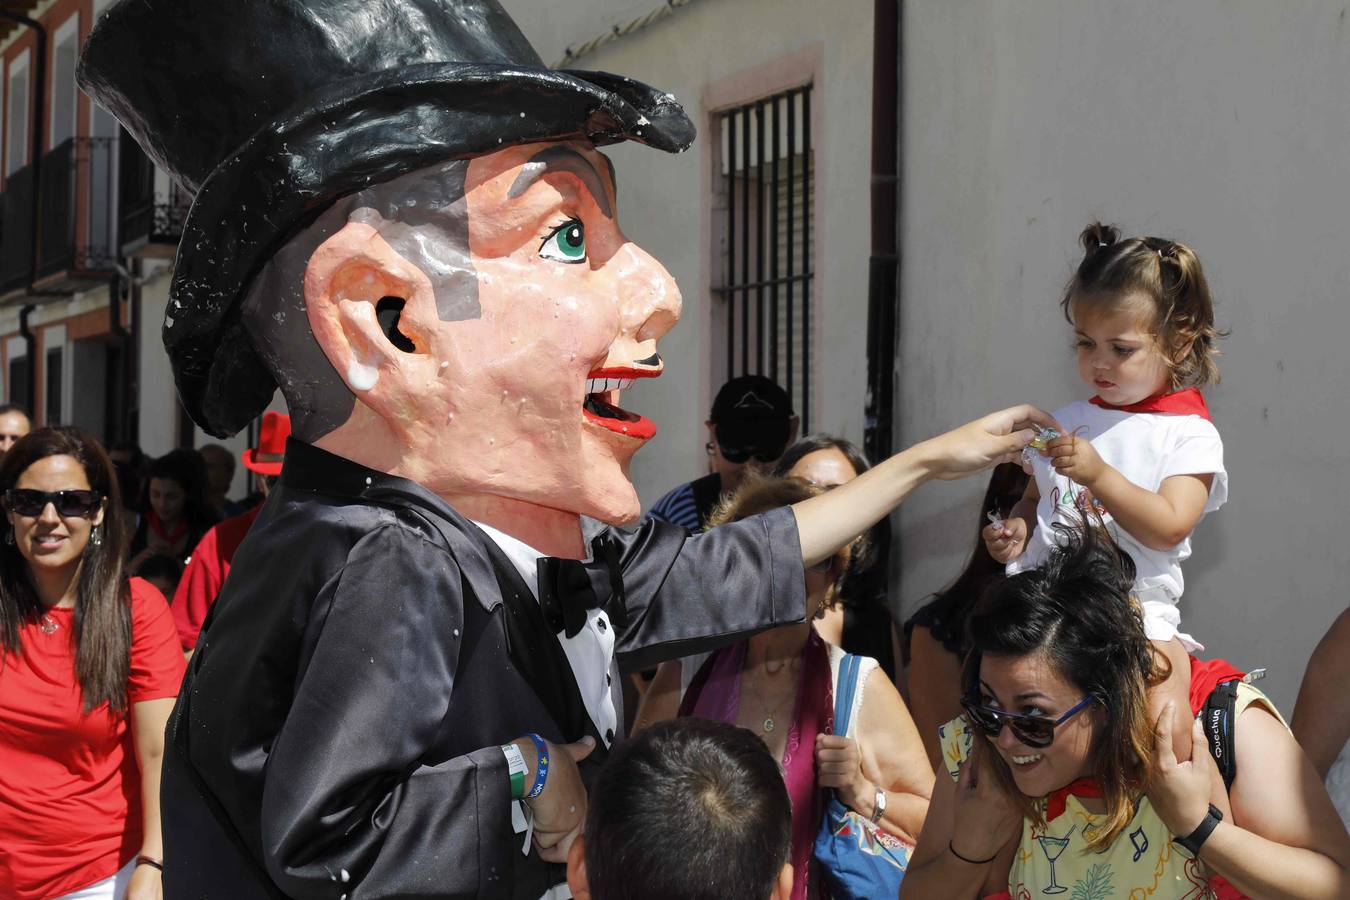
[126,576,171,620]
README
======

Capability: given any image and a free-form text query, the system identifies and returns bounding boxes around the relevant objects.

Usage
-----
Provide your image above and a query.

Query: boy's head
[566,719,793,900]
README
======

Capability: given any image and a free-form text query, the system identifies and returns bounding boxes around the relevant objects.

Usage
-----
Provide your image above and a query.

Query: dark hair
[135,553,184,588]
[772,434,877,582]
[1063,222,1226,389]
[961,523,1160,851]
[905,463,1028,658]
[585,718,791,900]
[0,427,131,713]
[144,449,213,527]
[773,433,872,481]
[0,403,30,421]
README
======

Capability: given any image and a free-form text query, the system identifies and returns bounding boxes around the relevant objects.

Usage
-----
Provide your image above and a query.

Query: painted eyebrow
[507,146,614,218]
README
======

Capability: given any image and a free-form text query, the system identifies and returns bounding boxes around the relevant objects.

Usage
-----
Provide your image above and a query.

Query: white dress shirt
[471,520,619,746]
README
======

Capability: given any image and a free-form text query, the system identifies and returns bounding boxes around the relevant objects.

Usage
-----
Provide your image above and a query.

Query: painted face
[384,141,681,524]
[149,477,187,524]
[1071,295,1171,406]
[7,454,105,579]
[976,650,1099,799]
[787,447,859,489]
[0,411,31,455]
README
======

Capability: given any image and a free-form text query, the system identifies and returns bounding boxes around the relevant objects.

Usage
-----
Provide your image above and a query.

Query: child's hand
[982,516,1027,564]
[1044,433,1106,486]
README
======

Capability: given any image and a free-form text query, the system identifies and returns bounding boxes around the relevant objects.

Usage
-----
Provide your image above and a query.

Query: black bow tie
[537,534,628,639]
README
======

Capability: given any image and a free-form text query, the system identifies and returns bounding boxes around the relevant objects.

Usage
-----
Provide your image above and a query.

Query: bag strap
[833,653,862,737]
[1201,679,1240,792]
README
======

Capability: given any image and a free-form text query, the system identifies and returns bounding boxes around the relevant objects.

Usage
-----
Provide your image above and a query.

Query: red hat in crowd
[241,412,290,476]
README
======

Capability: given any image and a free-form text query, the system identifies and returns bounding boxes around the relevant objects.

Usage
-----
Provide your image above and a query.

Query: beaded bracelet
[525,733,550,800]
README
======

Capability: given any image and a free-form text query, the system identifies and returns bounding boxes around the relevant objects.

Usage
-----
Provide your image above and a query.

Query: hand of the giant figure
[793,404,1060,567]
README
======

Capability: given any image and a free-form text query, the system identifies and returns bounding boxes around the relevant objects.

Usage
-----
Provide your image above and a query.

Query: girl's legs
[1152,636,1231,818]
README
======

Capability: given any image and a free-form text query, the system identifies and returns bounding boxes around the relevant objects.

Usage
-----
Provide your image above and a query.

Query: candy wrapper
[1021,426,1062,467]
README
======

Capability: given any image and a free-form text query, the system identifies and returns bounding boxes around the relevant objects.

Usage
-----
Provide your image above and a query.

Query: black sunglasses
[960,694,1096,749]
[5,489,103,518]
[705,441,781,465]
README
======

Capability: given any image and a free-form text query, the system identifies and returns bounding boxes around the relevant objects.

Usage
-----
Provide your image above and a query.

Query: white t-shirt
[1009,401,1227,644]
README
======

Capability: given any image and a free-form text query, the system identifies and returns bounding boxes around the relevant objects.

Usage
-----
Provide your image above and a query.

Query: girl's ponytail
[1079,221,1121,260]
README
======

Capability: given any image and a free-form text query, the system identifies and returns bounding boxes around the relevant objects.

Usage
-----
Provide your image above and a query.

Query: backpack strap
[833,653,862,737]
[1201,679,1240,792]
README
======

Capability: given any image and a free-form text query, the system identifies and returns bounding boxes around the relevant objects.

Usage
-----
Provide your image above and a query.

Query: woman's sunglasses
[5,489,103,518]
[959,694,1096,749]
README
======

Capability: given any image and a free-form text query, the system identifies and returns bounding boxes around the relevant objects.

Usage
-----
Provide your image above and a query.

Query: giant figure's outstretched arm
[793,405,1056,565]
[613,405,1056,671]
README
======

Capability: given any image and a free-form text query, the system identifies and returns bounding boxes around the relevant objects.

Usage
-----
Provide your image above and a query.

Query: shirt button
[606,673,612,686]
[605,728,614,743]
[596,617,607,633]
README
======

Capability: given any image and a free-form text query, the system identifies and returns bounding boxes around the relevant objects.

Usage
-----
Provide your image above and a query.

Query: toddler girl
[985,221,1227,773]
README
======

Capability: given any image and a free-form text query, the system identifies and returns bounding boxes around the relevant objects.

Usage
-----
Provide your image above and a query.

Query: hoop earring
[90,527,102,548]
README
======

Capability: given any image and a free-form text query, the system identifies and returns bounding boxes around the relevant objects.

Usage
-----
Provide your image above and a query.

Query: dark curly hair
[961,522,1163,851]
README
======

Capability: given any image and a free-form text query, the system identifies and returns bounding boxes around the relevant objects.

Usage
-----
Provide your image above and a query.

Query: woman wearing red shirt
[0,428,185,899]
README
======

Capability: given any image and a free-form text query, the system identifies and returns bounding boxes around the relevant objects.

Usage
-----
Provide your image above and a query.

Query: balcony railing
[119,133,189,253]
[0,164,34,294]
[34,136,117,279]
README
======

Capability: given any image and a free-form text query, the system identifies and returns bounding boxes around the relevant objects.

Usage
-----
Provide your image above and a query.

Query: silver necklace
[746,665,796,733]
[39,613,59,634]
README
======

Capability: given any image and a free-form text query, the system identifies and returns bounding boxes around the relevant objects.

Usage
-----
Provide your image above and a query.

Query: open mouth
[583,366,658,440]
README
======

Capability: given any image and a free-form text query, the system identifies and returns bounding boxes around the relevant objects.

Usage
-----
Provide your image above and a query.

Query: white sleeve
[1159,417,1227,513]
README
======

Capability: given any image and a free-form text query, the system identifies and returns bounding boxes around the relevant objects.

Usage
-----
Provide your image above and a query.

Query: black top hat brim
[167,62,694,437]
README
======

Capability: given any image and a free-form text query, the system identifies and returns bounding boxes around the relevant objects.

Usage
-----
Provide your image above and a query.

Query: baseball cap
[709,375,794,459]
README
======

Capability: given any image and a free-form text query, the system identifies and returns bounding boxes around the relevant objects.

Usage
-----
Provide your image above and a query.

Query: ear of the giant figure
[304,221,440,422]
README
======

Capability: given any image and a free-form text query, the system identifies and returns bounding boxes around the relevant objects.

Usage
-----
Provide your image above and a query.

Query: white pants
[52,859,136,900]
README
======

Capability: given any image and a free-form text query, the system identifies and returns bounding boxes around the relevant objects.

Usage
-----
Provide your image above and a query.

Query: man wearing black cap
[648,375,798,534]
[79,2,1055,898]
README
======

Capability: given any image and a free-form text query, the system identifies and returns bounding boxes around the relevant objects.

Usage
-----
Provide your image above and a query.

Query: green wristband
[502,743,528,800]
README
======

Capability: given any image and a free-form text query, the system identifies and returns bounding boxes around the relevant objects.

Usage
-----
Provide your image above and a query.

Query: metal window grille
[713,86,815,431]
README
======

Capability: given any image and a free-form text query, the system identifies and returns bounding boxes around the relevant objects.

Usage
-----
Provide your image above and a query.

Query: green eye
[540,219,587,264]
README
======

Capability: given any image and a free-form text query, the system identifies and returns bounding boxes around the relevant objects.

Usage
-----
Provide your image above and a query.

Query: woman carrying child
[985,222,1227,799]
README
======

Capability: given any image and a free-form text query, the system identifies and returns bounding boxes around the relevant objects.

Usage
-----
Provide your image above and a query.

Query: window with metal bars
[712,85,815,431]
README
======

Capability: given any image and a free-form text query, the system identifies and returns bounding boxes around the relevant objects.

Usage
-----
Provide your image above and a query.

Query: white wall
[502,0,876,507]
[900,0,1350,710]
[136,265,179,458]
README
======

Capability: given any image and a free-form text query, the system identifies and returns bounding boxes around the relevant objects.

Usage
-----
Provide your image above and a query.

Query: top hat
[241,411,292,477]
[78,0,695,438]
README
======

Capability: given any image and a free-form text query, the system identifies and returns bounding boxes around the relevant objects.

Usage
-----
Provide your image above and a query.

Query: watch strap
[1172,803,1223,855]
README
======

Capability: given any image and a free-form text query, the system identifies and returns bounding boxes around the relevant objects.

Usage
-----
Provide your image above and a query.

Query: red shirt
[0,578,186,899]
[172,505,260,651]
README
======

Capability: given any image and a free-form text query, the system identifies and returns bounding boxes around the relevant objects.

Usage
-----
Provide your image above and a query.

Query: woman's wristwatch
[1172,803,1223,855]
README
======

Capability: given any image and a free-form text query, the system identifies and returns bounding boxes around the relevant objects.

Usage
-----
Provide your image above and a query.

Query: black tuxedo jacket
[160,440,806,899]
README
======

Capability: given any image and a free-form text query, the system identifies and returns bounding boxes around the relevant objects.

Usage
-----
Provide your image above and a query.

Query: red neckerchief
[1046,777,1103,822]
[147,509,189,545]
[1089,387,1211,422]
